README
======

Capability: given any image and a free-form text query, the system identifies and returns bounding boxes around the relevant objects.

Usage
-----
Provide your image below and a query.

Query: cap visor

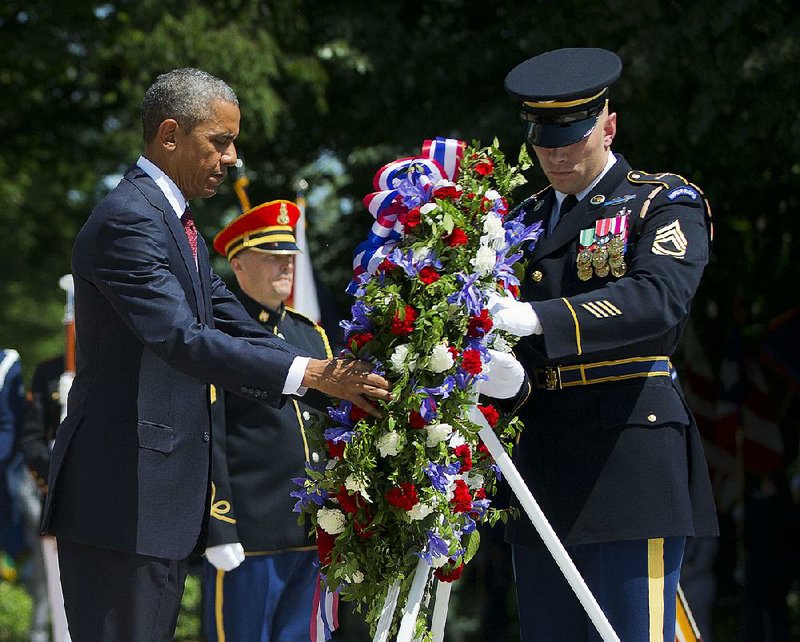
[527,117,598,148]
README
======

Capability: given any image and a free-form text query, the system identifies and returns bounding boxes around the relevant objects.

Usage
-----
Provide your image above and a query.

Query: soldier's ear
[603,112,617,148]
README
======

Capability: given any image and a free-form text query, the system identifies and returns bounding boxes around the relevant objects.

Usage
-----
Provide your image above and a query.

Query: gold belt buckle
[543,366,562,390]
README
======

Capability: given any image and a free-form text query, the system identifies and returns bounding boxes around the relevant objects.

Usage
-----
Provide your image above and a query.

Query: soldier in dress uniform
[488,48,719,640]
[203,200,331,642]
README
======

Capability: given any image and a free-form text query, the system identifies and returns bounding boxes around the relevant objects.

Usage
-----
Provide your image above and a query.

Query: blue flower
[324,426,355,444]
[447,272,484,316]
[415,529,451,565]
[290,477,329,513]
[424,461,461,493]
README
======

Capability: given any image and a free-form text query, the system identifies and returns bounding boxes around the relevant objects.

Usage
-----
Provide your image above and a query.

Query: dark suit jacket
[42,165,305,560]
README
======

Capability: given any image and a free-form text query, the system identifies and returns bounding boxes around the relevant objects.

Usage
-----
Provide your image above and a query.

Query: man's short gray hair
[141,68,238,142]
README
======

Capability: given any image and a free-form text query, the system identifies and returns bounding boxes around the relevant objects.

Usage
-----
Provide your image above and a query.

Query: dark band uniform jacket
[207,294,331,552]
[505,155,719,548]
[41,165,308,560]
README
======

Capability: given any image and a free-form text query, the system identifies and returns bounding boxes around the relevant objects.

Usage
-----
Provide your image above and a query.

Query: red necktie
[180,207,198,263]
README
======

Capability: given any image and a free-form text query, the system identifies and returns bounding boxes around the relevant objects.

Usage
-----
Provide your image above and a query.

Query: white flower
[420,202,438,216]
[465,472,485,490]
[492,334,512,353]
[484,189,501,201]
[448,432,467,448]
[317,507,346,535]
[408,502,434,521]
[471,245,497,275]
[428,342,454,373]
[347,570,365,584]
[412,246,431,262]
[377,431,402,457]
[482,214,506,249]
[431,554,449,568]
[389,343,416,373]
[345,474,371,501]
[426,422,453,447]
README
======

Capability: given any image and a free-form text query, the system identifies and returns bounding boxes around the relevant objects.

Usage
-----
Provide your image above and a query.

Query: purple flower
[340,301,374,339]
[290,477,329,513]
[447,273,483,316]
[420,396,437,422]
[324,426,355,444]
[415,529,451,565]
[504,215,543,248]
[420,377,455,399]
[424,461,461,493]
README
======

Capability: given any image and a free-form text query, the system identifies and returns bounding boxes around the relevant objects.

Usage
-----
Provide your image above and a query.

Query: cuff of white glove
[205,542,245,571]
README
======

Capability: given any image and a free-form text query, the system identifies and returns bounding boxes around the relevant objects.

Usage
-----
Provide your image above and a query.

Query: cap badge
[277,203,290,225]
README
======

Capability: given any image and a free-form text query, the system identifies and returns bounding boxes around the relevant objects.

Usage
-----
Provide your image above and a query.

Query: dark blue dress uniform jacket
[506,154,718,548]
[41,166,305,560]
[207,295,331,552]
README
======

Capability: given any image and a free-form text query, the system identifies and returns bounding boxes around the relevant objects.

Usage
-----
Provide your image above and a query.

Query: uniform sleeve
[206,392,240,546]
[18,363,53,489]
[0,353,24,465]
[92,207,298,405]
[531,191,709,360]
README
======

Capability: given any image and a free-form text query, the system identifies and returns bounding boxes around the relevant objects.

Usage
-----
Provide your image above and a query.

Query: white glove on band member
[487,293,543,337]
[205,542,245,571]
[477,349,526,399]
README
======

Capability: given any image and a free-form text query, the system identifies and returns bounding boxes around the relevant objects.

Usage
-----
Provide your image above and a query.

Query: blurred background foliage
[1,0,799,375]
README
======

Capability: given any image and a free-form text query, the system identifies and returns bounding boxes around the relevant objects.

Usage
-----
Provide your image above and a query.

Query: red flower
[450,479,472,513]
[474,158,494,176]
[495,197,509,217]
[408,410,427,429]
[448,346,460,361]
[474,487,487,500]
[385,483,419,511]
[453,444,473,472]
[326,440,345,459]
[390,305,418,336]
[403,207,422,229]
[336,485,360,514]
[433,184,462,200]
[349,405,370,423]
[444,228,469,247]
[434,561,465,583]
[348,332,373,351]
[478,404,500,428]
[418,266,441,284]
[467,309,493,338]
[476,442,493,460]
[507,284,520,298]
[377,258,397,273]
[461,349,483,375]
[354,512,376,539]
[316,526,335,566]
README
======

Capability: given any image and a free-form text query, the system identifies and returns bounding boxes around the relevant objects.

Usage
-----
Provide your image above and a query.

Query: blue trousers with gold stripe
[202,550,317,642]
[513,537,684,641]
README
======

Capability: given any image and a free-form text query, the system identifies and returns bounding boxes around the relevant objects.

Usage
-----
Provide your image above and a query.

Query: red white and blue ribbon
[310,574,339,642]
[347,138,466,294]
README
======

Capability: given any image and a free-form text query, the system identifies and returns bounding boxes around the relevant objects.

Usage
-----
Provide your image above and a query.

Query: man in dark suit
[41,68,390,642]
[490,49,719,640]
[202,199,331,641]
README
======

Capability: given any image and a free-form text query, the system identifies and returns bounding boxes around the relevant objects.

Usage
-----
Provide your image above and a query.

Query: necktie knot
[181,207,198,262]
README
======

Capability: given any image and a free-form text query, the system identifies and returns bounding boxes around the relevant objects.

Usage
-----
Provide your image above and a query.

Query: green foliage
[0,579,33,641]
[175,571,202,641]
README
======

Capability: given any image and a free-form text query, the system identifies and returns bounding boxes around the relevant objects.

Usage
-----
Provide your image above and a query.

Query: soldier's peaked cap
[505,48,622,148]
[213,199,302,260]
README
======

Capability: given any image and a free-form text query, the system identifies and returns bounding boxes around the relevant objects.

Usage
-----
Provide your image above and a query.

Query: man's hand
[302,358,391,417]
[205,542,245,571]
[487,293,543,336]
[477,349,526,399]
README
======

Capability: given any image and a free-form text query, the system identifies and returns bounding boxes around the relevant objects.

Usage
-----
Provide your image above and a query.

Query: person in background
[0,349,25,573]
[203,199,330,641]
[491,48,718,640]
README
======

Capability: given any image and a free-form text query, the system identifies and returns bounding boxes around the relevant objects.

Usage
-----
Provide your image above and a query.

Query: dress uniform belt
[533,356,673,390]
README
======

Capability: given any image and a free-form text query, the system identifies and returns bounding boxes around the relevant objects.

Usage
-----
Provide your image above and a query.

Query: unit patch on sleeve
[651,220,688,258]
[580,299,622,318]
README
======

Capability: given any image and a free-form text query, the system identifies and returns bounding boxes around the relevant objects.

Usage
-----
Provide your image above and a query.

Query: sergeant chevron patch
[580,299,622,318]
[652,220,687,258]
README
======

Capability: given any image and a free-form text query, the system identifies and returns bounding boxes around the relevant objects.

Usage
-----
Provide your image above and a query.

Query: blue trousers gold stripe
[202,550,317,642]
[513,537,684,641]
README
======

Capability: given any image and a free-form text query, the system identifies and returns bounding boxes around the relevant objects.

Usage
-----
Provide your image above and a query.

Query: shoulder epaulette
[285,306,318,326]
[627,170,690,191]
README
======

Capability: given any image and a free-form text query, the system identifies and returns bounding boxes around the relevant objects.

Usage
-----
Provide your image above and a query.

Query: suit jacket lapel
[126,167,205,317]
[530,155,631,262]
[196,235,213,325]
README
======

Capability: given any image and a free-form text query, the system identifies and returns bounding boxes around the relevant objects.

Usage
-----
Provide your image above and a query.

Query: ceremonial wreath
[294,137,542,640]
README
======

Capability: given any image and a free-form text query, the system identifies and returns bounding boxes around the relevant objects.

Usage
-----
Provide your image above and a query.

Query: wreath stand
[372,404,620,642]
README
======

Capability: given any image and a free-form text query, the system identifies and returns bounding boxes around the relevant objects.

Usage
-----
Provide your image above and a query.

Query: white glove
[477,349,525,399]
[487,292,543,336]
[205,542,245,571]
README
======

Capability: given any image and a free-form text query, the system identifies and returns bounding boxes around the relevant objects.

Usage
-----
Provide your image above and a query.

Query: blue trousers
[513,537,684,641]
[203,549,318,642]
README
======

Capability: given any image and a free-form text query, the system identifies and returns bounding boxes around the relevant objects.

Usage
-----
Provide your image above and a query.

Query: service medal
[611,261,627,278]
[607,236,625,256]
[577,248,593,268]
[592,245,609,269]
[578,267,593,281]
[595,264,610,277]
